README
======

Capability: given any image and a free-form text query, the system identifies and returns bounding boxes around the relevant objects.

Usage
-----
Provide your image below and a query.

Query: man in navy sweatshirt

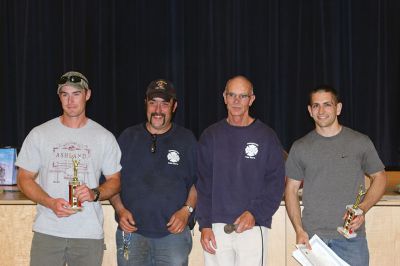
[196,75,285,266]
[110,79,197,266]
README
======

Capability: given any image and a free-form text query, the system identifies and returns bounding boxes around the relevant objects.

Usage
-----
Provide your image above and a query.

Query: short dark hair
[309,85,340,105]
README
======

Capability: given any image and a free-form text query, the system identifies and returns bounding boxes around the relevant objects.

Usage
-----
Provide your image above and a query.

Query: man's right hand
[201,228,217,254]
[48,198,77,217]
[296,229,311,250]
[117,208,137,233]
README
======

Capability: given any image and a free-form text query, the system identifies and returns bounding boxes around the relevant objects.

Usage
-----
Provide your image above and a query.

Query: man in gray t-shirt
[285,85,386,266]
[16,71,122,266]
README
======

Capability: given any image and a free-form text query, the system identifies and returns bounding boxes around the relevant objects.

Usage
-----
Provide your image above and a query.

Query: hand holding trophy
[337,185,366,238]
[69,159,83,211]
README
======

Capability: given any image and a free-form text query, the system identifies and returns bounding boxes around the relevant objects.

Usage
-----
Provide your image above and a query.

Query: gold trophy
[337,185,366,238]
[68,159,83,211]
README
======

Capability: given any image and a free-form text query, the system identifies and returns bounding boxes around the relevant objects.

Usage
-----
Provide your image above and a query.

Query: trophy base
[337,226,357,239]
[69,206,83,212]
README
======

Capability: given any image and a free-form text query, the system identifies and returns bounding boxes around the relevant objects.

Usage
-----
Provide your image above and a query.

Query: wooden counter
[1,171,399,266]
[0,187,207,266]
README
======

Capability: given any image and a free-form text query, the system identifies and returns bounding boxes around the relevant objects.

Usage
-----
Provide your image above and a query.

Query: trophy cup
[337,185,366,239]
[68,159,83,211]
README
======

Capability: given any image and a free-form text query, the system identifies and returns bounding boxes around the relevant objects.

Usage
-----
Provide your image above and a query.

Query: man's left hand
[166,207,190,234]
[74,184,95,203]
[233,211,256,233]
[347,212,365,232]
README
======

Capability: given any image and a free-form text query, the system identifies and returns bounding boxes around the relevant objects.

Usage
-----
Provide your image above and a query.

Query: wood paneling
[1,171,399,266]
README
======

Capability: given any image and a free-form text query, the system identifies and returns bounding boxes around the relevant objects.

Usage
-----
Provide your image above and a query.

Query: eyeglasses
[59,75,88,85]
[225,92,253,100]
[150,134,157,153]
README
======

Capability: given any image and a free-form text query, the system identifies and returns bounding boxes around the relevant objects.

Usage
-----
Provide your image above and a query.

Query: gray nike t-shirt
[286,127,384,239]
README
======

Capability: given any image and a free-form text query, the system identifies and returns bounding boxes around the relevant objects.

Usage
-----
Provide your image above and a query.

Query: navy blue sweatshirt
[196,119,285,229]
[117,123,197,238]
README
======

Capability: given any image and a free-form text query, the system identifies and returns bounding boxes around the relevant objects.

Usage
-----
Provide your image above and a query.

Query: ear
[336,102,342,116]
[172,101,178,113]
[248,94,256,106]
[307,105,313,117]
[223,92,228,104]
[85,89,92,101]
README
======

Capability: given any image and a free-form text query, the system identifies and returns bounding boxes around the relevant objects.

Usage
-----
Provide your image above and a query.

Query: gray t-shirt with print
[16,117,122,239]
[286,126,384,239]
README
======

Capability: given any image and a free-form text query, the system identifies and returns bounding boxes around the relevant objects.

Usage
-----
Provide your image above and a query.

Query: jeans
[322,236,369,266]
[116,227,192,266]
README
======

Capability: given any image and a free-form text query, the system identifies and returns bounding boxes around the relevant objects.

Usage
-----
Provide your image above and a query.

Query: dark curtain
[1,0,399,168]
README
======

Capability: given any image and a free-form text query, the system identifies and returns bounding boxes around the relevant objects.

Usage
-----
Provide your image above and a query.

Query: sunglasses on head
[59,75,88,85]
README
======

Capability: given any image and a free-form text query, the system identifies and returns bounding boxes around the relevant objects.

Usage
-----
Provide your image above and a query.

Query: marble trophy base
[69,205,83,212]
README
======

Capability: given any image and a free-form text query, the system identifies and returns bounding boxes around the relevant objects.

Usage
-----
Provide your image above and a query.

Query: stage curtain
[1,0,399,167]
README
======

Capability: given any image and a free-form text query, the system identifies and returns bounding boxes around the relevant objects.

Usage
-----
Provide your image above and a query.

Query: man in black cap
[110,79,197,266]
[16,71,122,266]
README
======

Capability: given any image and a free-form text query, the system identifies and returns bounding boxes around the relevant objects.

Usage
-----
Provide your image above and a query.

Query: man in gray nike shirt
[285,85,386,266]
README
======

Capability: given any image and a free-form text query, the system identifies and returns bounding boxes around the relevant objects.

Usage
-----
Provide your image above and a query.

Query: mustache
[150,113,166,119]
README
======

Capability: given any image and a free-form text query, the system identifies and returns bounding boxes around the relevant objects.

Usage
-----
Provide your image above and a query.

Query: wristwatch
[184,204,194,214]
[92,188,101,202]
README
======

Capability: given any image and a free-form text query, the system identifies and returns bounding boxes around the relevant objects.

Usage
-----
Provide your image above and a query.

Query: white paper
[292,234,350,266]
[293,249,313,266]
